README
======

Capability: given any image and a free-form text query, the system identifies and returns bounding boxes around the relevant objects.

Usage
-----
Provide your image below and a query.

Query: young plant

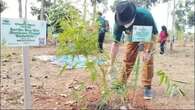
[96,87,112,110]
[111,80,129,105]
[69,81,87,107]
[156,70,186,96]
[131,53,141,90]
[55,3,113,108]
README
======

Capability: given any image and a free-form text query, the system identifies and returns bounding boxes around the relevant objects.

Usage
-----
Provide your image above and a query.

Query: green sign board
[1,18,46,47]
[132,25,153,42]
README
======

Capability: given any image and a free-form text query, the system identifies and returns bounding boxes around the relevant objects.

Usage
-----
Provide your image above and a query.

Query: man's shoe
[160,51,164,54]
[99,49,104,53]
[144,87,153,100]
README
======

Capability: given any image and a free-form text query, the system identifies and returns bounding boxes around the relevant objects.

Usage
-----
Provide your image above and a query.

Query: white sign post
[1,17,46,109]
[23,0,31,108]
[23,46,32,109]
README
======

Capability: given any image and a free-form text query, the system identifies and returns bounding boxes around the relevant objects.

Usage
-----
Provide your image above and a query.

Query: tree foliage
[175,0,195,31]
[57,20,98,56]
[188,11,195,27]
[185,0,195,27]
[110,0,158,12]
[56,3,98,56]
[30,0,53,20]
[0,0,6,13]
[90,0,108,22]
[91,0,107,5]
[48,0,81,34]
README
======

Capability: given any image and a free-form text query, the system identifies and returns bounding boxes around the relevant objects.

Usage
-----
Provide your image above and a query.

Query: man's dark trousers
[98,32,105,51]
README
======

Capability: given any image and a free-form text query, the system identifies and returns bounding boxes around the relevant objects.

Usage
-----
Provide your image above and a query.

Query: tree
[110,0,158,12]
[91,0,108,23]
[188,11,195,27]
[174,0,195,31]
[169,0,195,49]
[0,0,6,13]
[31,0,53,20]
[170,0,176,51]
[48,0,81,34]
[83,0,87,21]
[185,0,195,27]
[175,1,187,32]
[18,0,22,18]
[40,0,45,20]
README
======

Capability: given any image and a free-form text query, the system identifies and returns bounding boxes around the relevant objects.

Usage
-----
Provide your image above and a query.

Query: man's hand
[106,42,120,85]
[110,42,120,65]
[143,52,152,62]
[142,34,157,62]
[107,65,117,81]
[143,50,155,62]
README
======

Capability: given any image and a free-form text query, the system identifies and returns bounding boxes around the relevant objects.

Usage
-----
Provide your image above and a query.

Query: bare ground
[0,41,194,109]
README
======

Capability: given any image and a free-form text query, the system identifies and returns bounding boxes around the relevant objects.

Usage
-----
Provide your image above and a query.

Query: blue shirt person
[97,12,109,53]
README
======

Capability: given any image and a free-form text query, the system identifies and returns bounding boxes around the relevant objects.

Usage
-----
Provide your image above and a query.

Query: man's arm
[110,42,120,65]
[144,34,158,53]
[145,12,158,53]
[109,23,124,65]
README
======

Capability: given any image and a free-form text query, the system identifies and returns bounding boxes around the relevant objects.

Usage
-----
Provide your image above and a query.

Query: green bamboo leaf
[157,70,163,76]
[157,70,166,77]
[165,82,170,95]
[132,54,141,89]
[159,74,165,85]
[85,60,98,81]
[59,64,67,75]
[79,82,85,91]
[157,70,186,97]
[171,79,189,84]
[72,62,78,69]
[170,85,177,96]
[91,71,97,81]
[164,76,168,84]
[178,88,186,96]
[166,84,173,96]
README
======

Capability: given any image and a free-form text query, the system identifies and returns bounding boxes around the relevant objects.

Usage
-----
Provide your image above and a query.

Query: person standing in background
[159,25,168,54]
[97,12,109,53]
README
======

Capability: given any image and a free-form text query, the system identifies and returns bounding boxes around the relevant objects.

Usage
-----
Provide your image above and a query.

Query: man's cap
[115,0,136,26]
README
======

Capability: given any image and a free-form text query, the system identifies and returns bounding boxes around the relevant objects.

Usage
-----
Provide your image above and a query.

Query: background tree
[18,0,22,18]
[91,0,108,23]
[31,0,53,20]
[83,0,87,21]
[110,0,158,12]
[185,0,195,27]
[48,0,81,34]
[188,11,195,27]
[174,0,195,46]
[0,0,6,13]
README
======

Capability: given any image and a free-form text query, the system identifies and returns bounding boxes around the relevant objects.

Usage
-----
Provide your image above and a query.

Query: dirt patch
[1,42,194,109]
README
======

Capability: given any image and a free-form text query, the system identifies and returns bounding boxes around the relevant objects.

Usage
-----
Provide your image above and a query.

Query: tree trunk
[170,0,175,52]
[40,0,44,20]
[92,0,97,23]
[25,0,27,19]
[18,0,22,18]
[83,0,87,22]
[166,1,170,26]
